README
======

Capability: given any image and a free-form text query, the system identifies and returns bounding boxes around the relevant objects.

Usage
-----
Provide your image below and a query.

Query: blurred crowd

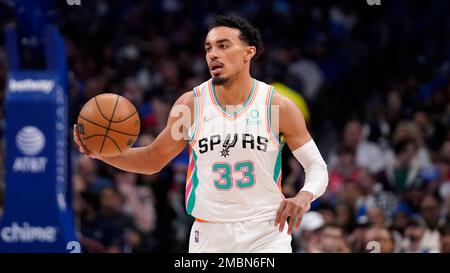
[1,0,450,253]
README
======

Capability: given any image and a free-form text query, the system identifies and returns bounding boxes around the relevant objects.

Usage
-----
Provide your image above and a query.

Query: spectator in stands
[401,217,430,253]
[316,202,336,226]
[99,187,136,240]
[367,207,387,229]
[336,182,361,211]
[419,194,442,252]
[328,145,362,195]
[348,216,371,252]
[439,225,450,253]
[388,120,432,170]
[79,192,121,253]
[392,209,410,236]
[76,156,113,195]
[376,139,422,194]
[355,169,397,221]
[293,211,325,253]
[364,227,396,253]
[317,224,350,253]
[335,202,356,234]
[114,171,156,233]
[328,120,385,174]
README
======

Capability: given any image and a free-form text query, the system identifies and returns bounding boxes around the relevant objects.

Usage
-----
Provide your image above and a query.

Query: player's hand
[73,124,97,158]
[274,191,314,235]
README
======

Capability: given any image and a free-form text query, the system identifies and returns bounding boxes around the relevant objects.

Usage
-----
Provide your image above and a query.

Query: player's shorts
[188,219,292,253]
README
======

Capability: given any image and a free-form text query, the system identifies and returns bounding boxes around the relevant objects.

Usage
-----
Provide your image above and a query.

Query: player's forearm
[97,146,160,175]
[292,139,329,201]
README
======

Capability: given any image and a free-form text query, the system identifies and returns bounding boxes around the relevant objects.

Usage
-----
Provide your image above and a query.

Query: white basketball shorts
[188,219,292,253]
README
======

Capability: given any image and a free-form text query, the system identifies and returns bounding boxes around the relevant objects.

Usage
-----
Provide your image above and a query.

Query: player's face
[204,26,254,85]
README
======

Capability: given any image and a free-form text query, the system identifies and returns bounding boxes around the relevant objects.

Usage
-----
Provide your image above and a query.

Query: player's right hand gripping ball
[77,93,140,156]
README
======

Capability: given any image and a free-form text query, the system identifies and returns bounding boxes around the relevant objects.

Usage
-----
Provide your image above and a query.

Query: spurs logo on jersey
[198,133,269,157]
[220,133,237,157]
[186,79,284,222]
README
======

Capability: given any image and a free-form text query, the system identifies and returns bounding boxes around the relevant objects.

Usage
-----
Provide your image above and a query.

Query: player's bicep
[275,93,311,150]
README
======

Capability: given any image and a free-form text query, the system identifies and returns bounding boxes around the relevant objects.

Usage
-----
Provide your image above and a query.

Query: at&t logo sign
[13,126,48,173]
[16,126,45,156]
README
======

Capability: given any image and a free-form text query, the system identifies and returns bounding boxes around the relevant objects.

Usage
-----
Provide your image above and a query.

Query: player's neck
[213,75,254,107]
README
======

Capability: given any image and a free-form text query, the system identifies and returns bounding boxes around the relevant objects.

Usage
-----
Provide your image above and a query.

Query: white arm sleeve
[292,139,328,202]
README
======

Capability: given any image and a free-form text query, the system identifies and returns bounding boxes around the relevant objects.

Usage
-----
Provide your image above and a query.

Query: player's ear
[245,46,256,61]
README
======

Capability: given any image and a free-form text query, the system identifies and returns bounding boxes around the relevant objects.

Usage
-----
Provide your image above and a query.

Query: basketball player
[74,16,328,253]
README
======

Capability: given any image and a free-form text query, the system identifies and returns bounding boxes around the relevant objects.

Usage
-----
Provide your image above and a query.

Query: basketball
[76,93,140,157]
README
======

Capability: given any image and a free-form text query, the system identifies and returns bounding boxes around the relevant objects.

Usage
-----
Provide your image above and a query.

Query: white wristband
[292,139,328,201]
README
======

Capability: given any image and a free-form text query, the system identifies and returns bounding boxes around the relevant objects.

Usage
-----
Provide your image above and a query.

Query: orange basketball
[76,93,140,156]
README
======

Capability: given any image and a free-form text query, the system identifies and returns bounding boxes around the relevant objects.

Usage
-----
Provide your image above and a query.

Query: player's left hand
[274,191,314,235]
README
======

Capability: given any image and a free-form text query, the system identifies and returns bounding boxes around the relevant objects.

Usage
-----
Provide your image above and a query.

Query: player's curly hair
[208,15,264,59]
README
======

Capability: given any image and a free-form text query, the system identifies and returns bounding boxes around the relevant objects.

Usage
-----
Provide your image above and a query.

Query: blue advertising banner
[0,25,78,252]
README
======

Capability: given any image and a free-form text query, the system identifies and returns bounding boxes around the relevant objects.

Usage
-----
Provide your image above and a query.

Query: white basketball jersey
[186,78,284,222]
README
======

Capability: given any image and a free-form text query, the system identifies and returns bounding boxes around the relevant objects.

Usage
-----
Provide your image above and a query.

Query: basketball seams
[110,111,137,123]
[78,115,139,136]
[104,135,123,153]
[78,115,108,129]
[92,96,137,123]
[81,134,107,140]
[99,95,120,154]
[82,134,123,153]
[94,96,111,122]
